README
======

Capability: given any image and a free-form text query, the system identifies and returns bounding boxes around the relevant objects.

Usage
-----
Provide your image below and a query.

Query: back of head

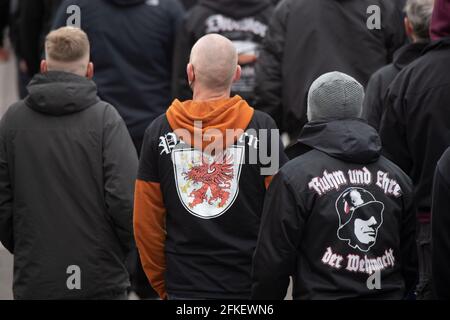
[405,0,435,42]
[430,0,450,40]
[307,72,364,122]
[189,34,238,92]
[45,27,90,76]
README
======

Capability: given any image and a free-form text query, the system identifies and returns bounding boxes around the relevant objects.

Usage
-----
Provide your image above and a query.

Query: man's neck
[192,89,231,102]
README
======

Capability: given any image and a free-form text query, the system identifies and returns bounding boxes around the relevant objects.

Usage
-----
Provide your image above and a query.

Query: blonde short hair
[45,27,90,63]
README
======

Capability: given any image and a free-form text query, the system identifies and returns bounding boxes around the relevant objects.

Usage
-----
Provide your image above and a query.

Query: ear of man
[40,60,48,74]
[404,17,415,40]
[86,62,94,79]
[187,63,195,88]
[233,65,242,84]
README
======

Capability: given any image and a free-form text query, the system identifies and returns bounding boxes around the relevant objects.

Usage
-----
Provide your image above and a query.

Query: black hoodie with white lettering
[252,119,418,300]
[172,0,274,105]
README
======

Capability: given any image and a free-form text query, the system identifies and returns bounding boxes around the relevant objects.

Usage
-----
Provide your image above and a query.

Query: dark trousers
[416,223,434,300]
[16,62,30,99]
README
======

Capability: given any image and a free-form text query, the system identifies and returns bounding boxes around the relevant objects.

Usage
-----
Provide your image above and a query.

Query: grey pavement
[0,41,18,300]
[0,246,13,300]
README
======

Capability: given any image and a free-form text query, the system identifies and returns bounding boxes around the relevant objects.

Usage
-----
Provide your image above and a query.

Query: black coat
[252,119,417,300]
[363,42,428,131]
[0,71,138,299]
[432,147,450,299]
[172,0,274,105]
[379,38,450,223]
[138,108,288,299]
[53,0,185,152]
[180,0,197,10]
[255,0,406,139]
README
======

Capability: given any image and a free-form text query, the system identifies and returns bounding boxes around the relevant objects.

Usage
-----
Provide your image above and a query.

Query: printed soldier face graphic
[335,188,384,252]
[354,216,378,244]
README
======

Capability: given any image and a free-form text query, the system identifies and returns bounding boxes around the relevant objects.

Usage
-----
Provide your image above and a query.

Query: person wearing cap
[252,72,417,300]
[379,0,450,300]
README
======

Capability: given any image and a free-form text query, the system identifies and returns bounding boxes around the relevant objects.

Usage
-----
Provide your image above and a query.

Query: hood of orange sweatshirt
[430,0,450,41]
[166,95,254,152]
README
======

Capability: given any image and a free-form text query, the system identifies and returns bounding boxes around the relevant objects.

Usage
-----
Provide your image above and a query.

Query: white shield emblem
[172,146,245,219]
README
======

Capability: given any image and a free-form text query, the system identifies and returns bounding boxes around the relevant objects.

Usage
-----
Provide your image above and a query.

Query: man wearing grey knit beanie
[252,72,418,300]
[307,71,365,123]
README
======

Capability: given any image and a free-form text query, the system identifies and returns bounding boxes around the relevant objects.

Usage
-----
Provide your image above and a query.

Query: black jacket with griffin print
[135,102,287,299]
[252,119,418,300]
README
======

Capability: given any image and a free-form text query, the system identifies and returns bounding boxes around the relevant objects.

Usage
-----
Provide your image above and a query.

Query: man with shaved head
[134,34,287,299]
[0,27,138,299]
[188,34,240,97]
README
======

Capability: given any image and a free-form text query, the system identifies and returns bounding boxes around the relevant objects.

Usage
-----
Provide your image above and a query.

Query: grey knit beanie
[307,71,364,122]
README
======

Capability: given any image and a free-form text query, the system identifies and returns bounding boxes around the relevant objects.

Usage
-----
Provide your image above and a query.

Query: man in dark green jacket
[0,27,138,300]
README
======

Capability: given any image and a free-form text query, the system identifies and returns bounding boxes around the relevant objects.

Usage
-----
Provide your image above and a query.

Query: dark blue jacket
[53,0,184,151]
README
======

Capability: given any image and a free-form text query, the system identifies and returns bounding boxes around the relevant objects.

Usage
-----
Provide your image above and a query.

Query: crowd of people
[0,0,450,300]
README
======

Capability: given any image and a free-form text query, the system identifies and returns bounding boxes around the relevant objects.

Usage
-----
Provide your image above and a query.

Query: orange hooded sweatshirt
[166,95,255,152]
[135,96,275,300]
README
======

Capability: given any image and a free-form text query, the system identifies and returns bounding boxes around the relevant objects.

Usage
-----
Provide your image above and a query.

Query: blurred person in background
[19,0,64,78]
[172,0,275,106]
[255,0,406,141]
[53,0,184,300]
[0,27,137,300]
[379,0,450,300]
[363,0,434,131]
[1,0,64,98]
[53,0,184,153]
[0,0,10,62]
[0,0,30,99]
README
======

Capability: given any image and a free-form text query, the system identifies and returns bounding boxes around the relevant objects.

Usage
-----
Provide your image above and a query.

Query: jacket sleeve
[400,179,418,297]
[362,71,384,131]
[171,14,195,101]
[133,126,168,299]
[432,155,450,299]
[252,170,305,300]
[134,180,167,300]
[379,79,412,175]
[0,118,13,253]
[254,1,289,131]
[103,107,139,255]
